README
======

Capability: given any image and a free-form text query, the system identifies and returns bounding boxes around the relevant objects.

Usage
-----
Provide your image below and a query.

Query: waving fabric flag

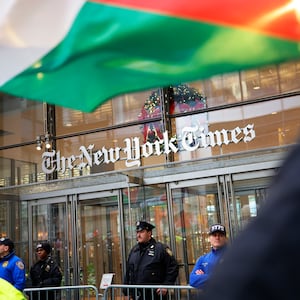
[0,0,300,112]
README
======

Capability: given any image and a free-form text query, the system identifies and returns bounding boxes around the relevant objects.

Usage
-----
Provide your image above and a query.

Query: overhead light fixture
[36,133,53,151]
[45,133,51,149]
[36,136,42,151]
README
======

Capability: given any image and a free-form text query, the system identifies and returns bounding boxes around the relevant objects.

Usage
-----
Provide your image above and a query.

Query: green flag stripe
[1,2,300,112]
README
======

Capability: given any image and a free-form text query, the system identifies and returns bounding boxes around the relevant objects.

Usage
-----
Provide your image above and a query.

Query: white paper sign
[100,273,114,289]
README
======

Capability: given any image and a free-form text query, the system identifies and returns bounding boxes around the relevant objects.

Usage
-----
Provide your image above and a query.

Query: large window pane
[279,60,300,93]
[172,97,300,162]
[56,89,162,135]
[241,67,280,100]
[201,72,242,107]
[0,145,43,186]
[54,123,166,179]
[0,94,44,146]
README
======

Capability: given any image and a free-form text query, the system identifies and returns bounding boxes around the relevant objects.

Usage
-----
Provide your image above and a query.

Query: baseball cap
[0,238,14,252]
[36,242,51,254]
[136,221,155,232]
[209,224,226,236]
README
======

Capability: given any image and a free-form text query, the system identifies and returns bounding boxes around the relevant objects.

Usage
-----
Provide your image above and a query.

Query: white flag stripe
[0,0,85,85]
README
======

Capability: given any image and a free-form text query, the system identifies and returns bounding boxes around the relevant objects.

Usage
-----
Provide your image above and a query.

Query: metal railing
[102,284,198,300]
[24,284,99,300]
[24,284,200,300]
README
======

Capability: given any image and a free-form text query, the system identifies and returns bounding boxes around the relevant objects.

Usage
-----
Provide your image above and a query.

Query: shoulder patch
[165,247,173,257]
[16,261,25,270]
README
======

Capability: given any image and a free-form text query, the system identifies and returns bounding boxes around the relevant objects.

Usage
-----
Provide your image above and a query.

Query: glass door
[29,197,69,284]
[223,169,274,237]
[170,177,222,285]
[77,191,121,289]
[170,169,274,285]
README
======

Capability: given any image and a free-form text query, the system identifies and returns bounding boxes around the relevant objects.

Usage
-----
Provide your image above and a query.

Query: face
[36,248,48,260]
[136,229,152,243]
[209,232,227,250]
[0,244,9,257]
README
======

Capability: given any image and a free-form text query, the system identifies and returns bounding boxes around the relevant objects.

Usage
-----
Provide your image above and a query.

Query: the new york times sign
[41,124,255,174]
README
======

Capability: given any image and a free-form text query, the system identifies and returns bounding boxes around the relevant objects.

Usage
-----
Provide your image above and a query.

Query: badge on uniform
[148,244,155,256]
[2,261,8,268]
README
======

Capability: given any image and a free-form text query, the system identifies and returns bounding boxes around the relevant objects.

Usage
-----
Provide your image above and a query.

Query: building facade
[1,60,300,287]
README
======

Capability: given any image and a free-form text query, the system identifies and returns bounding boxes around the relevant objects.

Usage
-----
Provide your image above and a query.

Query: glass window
[279,60,300,93]
[0,94,44,147]
[202,72,242,107]
[53,123,167,180]
[171,97,300,162]
[56,89,162,135]
[168,84,207,114]
[241,66,280,100]
[0,145,43,186]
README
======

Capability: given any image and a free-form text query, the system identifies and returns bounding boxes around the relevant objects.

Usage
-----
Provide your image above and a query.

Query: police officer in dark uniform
[29,242,62,300]
[123,221,179,300]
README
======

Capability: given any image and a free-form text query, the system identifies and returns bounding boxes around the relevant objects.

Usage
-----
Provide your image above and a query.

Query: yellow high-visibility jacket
[0,278,26,300]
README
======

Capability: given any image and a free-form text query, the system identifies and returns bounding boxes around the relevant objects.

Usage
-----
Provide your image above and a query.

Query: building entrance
[170,169,273,284]
[19,160,278,288]
[27,190,123,287]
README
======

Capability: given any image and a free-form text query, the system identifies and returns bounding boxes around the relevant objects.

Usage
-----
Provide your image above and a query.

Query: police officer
[0,237,26,291]
[29,242,62,300]
[189,224,228,290]
[123,221,179,300]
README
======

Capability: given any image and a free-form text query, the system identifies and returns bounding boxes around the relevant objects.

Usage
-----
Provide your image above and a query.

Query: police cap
[136,221,155,232]
[0,237,14,252]
[36,242,51,254]
[209,224,226,236]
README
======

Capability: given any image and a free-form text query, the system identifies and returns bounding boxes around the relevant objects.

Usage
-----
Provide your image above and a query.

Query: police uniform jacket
[189,245,227,289]
[0,251,26,291]
[124,237,178,285]
[30,255,62,287]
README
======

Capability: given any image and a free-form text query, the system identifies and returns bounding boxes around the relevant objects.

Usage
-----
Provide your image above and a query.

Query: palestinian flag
[0,0,299,112]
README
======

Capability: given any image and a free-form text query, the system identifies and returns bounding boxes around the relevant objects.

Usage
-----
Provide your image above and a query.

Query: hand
[156,288,167,296]
[195,269,205,275]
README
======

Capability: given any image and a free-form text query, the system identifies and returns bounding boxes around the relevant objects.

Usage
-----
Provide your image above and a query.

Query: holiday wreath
[138,84,206,143]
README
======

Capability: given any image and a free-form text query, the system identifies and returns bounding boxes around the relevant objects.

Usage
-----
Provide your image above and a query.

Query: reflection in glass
[172,98,300,162]
[31,203,67,282]
[123,185,170,260]
[171,184,219,284]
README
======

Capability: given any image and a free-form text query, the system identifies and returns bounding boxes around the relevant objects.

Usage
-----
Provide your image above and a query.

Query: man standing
[124,221,179,300]
[0,237,26,291]
[189,224,227,290]
[29,242,62,300]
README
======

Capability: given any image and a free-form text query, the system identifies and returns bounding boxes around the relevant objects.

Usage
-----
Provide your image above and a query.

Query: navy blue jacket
[124,238,178,285]
[124,238,178,299]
